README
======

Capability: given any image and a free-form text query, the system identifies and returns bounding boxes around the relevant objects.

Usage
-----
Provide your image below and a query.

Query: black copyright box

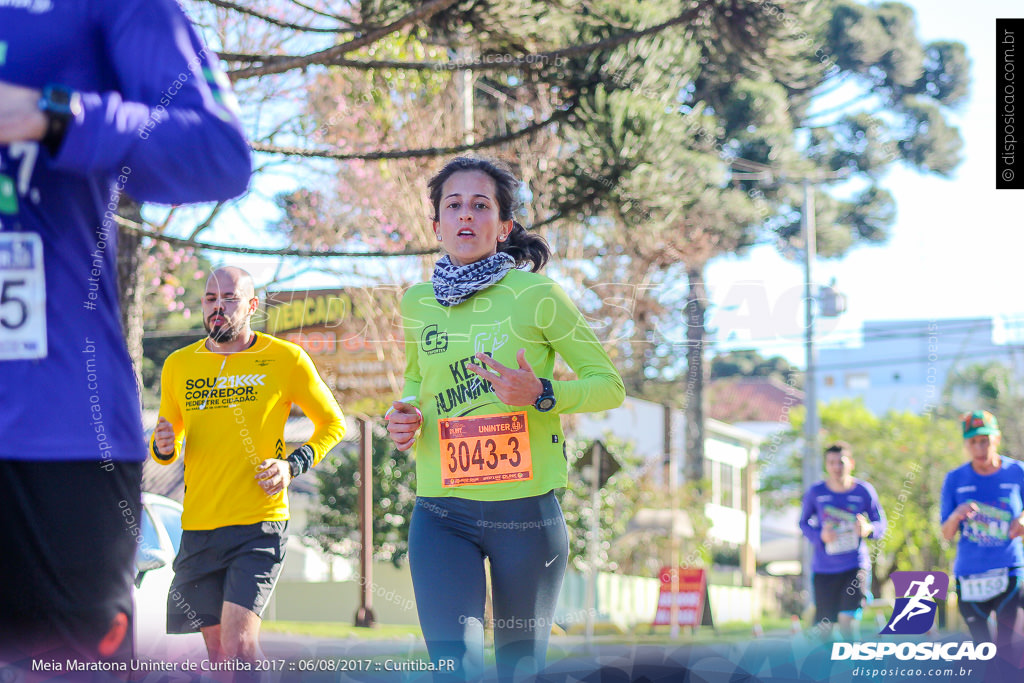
[997,18,1024,188]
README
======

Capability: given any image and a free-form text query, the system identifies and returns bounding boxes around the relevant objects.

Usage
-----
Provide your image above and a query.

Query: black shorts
[0,459,143,660]
[813,567,867,624]
[955,573,1023,649]
[167,520,287,633]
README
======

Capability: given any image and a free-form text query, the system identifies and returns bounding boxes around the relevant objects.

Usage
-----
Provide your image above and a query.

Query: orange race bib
[439,412,532,487]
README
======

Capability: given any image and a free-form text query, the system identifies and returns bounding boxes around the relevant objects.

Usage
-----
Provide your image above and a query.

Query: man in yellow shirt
[151,266,345,664]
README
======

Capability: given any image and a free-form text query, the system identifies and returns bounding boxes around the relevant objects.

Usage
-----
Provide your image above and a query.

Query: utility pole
[729,163,847,607]
[801,180,819,602]
[584,442,601,650]
[354,416,376,627]
[667,404,681,639]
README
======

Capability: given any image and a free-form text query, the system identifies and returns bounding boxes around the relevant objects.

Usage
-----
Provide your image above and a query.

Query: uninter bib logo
[831,571,995,662]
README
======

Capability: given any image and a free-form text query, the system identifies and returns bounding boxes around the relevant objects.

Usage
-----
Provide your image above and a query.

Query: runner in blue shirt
[800,441,886,640]
[0,0,251,662]
[941,411,1024,652]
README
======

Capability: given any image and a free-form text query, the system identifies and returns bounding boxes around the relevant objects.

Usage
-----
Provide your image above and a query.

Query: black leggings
[409,492,569,682]
[0,459,142,660]
[957,574,1023,651]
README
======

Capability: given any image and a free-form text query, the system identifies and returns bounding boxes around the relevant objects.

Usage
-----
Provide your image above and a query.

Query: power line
[813,345,1024,373]
[711,318,1022,351]
[116,217,440,258]
[249,107,572,161]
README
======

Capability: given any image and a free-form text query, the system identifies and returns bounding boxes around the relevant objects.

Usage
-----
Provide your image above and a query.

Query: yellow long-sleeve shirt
[151,333,345,530]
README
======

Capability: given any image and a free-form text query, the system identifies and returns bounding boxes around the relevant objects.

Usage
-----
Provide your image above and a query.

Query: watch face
[41,85,81,117]
[537,397,555,411]
[48,89,71,107]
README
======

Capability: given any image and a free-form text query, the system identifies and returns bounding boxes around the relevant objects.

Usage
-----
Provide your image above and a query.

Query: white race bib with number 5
[0,232,47,360]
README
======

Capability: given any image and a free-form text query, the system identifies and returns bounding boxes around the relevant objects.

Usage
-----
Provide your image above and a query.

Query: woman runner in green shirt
[386,157,624,681]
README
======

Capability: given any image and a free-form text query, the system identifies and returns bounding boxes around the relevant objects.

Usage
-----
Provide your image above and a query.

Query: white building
[572,396,763,583]
[817,317,1024,415]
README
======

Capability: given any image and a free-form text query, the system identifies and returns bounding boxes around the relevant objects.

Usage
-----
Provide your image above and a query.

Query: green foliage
[559,436,645,573]
[943,361,1024,460]
[709,348,801,388]
[560,433,714,577]
[312,422,417,566]
[759,399,962,592]
[920,41,970,106]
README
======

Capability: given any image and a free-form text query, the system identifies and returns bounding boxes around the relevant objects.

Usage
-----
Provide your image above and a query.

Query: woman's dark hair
[427,156,550,272]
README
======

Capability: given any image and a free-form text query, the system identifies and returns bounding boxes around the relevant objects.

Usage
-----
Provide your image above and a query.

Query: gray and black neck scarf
[432,252,516,307]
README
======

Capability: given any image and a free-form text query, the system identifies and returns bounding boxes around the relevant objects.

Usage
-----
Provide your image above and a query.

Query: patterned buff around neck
[431,252,517,307]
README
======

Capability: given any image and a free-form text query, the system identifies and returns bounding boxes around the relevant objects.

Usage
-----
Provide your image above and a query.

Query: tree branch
[229,0,463,79]
[188,202,226,240]
[249,107,573,160]
[803,91,879,123]
[226,3,704,78]
[285,0,357,25]
[116,217,441,258]
[198,0,355,34]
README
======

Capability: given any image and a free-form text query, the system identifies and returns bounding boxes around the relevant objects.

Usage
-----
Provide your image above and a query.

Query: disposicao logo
[882,571,948,635]
[831,571,996,663]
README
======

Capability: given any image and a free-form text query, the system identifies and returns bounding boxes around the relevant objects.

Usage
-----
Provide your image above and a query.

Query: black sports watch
[534,378,556,412]
[38,84,82,156]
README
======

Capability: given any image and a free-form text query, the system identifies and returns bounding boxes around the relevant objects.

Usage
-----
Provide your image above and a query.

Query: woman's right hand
[385,401,423,451]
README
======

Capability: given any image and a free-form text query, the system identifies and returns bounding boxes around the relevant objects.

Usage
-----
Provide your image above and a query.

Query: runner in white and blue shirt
[941,410,1024,652]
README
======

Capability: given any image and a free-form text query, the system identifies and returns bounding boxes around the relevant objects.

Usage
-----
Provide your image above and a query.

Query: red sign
[652,567,706,627]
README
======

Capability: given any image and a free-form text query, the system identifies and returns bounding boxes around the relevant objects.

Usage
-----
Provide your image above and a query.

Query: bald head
[207,266,255,300]
[202,266,258,346]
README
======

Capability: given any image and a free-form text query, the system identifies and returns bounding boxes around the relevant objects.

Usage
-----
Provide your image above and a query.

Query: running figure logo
[882,571,948,635]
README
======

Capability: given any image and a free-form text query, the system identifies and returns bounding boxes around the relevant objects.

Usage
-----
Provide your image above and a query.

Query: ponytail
[498,221,549,272]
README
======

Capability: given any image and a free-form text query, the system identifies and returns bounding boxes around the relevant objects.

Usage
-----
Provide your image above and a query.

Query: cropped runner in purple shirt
[0,0,250,662]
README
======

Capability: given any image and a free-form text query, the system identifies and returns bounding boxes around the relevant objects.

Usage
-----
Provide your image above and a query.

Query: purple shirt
[0,0,251,461]
[800,479,886,574]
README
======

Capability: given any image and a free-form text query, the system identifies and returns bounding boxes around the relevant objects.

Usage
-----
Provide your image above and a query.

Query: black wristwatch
[38,84,82,156]
[534,378,556,412]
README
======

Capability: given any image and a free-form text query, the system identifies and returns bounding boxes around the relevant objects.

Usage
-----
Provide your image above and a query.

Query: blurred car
[133,492,206,663]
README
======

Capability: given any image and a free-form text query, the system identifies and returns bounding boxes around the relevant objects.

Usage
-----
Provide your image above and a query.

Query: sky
[197,1,1024,370]
[706,0,1024,367]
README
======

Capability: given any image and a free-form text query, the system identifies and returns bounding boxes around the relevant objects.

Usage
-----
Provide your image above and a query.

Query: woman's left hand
[467,349,543,408]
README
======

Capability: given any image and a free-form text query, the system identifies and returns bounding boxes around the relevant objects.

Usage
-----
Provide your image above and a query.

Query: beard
[204,315,241,343]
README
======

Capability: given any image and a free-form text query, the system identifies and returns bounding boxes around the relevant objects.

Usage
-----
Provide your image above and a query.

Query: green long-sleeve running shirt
[401,269,625,500]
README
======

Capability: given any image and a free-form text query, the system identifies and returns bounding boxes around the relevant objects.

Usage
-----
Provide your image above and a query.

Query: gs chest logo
[421,324,448,354]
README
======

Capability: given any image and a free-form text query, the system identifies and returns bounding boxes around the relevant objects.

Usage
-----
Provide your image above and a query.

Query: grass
[261,616,805,644]
[261,615,826,648]
[262,620,423,640]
